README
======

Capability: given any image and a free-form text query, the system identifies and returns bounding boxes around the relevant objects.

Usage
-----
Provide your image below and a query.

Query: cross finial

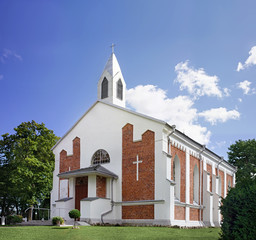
[110,43,116,53]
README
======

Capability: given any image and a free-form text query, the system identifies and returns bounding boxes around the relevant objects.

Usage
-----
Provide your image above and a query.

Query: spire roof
[103,53,122,77]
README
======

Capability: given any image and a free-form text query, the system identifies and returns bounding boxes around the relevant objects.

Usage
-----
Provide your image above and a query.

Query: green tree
[220,181,256,240]
[0,121,59,217]
[220,139,256,240]
[227,139,256,185]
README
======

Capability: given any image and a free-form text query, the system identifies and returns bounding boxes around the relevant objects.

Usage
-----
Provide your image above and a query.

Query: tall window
[193,164,199,204]
[173,155,180,200]
[218,176,222,196]
[228,180,231,191]
[116,79,123,100]
[91,149,110,165]
[101,77,108,99]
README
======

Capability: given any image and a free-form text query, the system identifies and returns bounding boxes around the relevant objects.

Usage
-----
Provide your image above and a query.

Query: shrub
[69,209,81,228]
[220,180,256,240]
[68,209,80,220]
[6,215,23,224]
[52,216,64,225]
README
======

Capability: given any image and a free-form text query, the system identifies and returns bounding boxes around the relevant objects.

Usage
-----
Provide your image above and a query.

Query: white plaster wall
[81,199,111,221]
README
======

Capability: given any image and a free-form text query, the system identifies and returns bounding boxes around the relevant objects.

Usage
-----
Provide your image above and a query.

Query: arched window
[116,79,123,100]
[228,180,231,191]
[101,77,108,99]
[193,164,199,204]
[218,176,222,196]
[91,149,110,165]
[173,155,180,200]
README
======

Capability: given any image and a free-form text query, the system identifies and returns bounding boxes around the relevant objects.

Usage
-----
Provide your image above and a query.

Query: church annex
[50,51,236,226]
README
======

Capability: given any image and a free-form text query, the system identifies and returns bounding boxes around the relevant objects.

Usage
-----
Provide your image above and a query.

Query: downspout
[101,178,114,224]
[217,157,224,177]
[199,145,206,225]
[167,125,176,155]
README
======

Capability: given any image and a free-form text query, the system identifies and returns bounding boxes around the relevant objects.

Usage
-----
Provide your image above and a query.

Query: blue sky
[1,0,256,159]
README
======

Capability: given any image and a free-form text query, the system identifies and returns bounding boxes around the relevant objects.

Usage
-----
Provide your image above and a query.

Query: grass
[0,226,220,240]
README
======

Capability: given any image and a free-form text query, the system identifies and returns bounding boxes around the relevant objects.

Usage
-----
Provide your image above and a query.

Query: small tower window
[91,149,110,165]
[101,77,108,99]
[117,79,123,100]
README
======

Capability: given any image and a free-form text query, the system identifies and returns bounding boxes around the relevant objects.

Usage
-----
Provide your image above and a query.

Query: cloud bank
[198,107,240,125]
[237,80,255,95]
[175,61,228,99]
[0,49,22,63]
[126,85,211,144]
[126,62,240,146]
[237,46,256,71]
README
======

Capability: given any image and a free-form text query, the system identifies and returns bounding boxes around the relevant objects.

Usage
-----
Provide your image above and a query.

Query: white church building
[50,51,236,226]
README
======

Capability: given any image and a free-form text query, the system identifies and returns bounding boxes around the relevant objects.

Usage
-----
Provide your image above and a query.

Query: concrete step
[18,220,52,226]
[77,221,91,226]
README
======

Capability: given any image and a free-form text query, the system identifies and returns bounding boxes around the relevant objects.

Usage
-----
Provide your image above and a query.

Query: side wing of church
[50,52,236,226]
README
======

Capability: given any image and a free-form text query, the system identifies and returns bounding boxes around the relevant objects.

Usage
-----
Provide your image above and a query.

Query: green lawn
[0,226,220,240]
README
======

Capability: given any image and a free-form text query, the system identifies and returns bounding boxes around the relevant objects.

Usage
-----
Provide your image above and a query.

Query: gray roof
[55,197,73,202]
[57,164,118,179]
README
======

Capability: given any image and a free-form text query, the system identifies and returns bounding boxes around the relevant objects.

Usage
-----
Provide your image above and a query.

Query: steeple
[97,51,126,108]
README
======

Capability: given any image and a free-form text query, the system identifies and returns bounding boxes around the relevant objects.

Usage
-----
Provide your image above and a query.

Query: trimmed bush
[52,216,64,225]
[6,215,23,225]
[220,181,256,240]
[68,209,80,220]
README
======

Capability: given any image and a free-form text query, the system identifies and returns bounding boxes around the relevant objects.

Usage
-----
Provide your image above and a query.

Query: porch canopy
[57,164,118,179]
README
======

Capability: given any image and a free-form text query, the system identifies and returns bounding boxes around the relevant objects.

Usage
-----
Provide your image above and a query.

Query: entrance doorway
[75,176,88,211]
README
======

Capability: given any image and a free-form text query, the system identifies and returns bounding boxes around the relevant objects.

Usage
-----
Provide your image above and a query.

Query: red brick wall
[174,206,185,220]
[122,123,155,219]
[190,208,200,221]
[59,137,80,173]
[96,176,106,198]
[190,155,200,204]
[207,164,212,192]
[122,205,154,219]
[171,145,186,203]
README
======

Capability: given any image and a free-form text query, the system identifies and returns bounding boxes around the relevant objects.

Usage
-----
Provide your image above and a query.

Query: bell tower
[97,46,126,108]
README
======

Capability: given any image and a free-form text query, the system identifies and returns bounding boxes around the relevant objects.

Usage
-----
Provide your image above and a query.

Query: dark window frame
[101,77,108,99]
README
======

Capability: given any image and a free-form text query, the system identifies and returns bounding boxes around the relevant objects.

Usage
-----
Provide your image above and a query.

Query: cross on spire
[110,43,116,53]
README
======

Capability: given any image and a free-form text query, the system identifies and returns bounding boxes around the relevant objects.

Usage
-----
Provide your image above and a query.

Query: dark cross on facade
[110,43,116,53]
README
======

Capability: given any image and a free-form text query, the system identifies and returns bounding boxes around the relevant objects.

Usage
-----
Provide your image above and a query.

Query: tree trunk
[28,205,33,221]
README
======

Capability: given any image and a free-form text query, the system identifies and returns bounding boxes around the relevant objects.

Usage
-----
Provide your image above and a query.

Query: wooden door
[75,177,88,211]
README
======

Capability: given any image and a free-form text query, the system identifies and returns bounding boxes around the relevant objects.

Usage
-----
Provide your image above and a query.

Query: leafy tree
[228,139,256,185]
[220,181,256,240]
[0,121,59,218]
[220,139,256,240]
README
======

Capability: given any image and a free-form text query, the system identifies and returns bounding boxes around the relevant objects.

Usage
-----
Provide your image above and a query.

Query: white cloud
[126,85,211,144]
[223,88,231,97]
[238,98,242,102]
[0,49,22,63]
[236,46,256,71]
[237,80,255,95]
[198,107,240,125]
[175,61,225,99]
[216,141,226,148]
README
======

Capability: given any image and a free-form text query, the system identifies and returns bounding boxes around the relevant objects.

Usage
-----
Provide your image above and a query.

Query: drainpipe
[199,145,206,225]
[217,157,224,177]
[101,178,114,224]
[167,125,176,155]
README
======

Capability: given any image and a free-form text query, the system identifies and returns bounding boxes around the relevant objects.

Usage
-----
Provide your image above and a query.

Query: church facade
[50,52,236,226]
